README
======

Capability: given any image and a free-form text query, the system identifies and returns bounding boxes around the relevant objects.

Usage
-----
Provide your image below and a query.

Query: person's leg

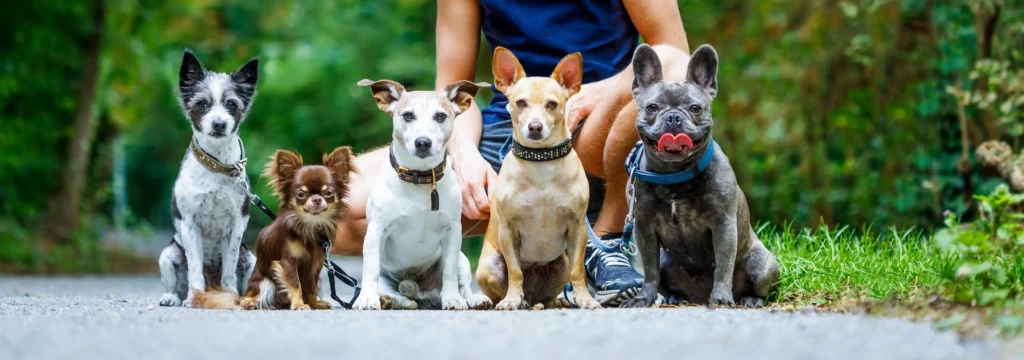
[575,44,691,236]
[572,45,691,306]
[331,146,388,256]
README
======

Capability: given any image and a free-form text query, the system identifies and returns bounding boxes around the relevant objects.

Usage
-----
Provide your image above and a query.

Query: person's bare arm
[566,0,690,128]
[436,0,494,219]
[623,0,688,52]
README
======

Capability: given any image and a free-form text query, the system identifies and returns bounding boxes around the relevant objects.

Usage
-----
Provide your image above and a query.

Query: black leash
[243,187,361,309]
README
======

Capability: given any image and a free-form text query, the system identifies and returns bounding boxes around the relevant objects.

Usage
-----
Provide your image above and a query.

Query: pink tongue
[657,133,693,152]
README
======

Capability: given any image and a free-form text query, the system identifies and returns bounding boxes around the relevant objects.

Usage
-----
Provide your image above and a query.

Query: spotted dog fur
[158,50,259,308]
[620,44,779,308]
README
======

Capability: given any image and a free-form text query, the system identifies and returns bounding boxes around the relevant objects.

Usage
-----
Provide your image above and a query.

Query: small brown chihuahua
[240,146,355,310]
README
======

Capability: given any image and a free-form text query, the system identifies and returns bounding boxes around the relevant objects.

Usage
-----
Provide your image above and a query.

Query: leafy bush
[934,184,1024,306]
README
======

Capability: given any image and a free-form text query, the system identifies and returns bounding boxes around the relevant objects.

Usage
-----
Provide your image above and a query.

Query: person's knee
[647,44,691,81]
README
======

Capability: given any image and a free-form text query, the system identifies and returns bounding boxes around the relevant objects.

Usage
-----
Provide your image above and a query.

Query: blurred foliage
[2,0,1024,253]
[934,184,1024,308]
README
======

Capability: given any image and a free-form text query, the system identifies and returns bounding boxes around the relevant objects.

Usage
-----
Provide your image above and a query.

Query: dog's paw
[547,298,571,309]
[182,295,195,308]
[311,300,333,310]
[495,295,528,311]
[666,295,686,306]
[239,298,258,310]
[158,293,182,307]
[379,295,393,310]
[290,302,311,311]
[708,288,736,308]
[621,295,656,308]
[442,294,469,310]
[738,296,765,308]
[352,293,382,310]
[465,294,493,310]
[575,297,602,310]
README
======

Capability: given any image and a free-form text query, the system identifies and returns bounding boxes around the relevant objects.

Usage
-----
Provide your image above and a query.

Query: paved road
[0,265,1013,360]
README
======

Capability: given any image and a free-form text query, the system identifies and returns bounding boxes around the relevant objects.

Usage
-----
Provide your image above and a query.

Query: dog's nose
[528,122,543,134]
[664,113,683,128]
[212,119,227,133]
[414,137,432,152]
[312,197,323,205]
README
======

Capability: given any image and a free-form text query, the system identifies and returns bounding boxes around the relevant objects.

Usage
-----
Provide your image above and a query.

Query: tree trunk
[972,1,1001,139]
[43,0,105,241]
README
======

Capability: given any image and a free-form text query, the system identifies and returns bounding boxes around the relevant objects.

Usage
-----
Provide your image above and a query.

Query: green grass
[761,223,956,304]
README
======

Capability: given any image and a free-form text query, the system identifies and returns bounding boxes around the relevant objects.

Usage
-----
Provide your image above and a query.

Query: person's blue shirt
[478,0,640,126]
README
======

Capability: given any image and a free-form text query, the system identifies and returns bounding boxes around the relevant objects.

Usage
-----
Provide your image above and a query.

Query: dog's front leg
[352,222,385,310]
[440,221,469,310]
[566,216,601,309]
[178,222,205,307]
[220,220,245,295]
[495,219,527,310]
[709,217,739,307]
[621,216,660,308]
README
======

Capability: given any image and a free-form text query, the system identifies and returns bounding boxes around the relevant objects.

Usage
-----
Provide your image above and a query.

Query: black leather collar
[512,138,573,162]
[389,148,446,185]
[389,147,446,211]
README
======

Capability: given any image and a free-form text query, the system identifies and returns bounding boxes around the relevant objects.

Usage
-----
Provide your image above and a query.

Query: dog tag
[430,188,439,211]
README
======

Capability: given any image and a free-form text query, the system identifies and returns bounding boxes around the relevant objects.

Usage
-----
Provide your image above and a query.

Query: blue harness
[591,138,717,254]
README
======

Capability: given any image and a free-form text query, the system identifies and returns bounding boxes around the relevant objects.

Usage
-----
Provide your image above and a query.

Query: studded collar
[511,138,573,162]
[190,137,247,177]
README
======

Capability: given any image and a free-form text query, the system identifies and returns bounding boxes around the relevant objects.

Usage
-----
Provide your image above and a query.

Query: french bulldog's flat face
[632,44,719,164]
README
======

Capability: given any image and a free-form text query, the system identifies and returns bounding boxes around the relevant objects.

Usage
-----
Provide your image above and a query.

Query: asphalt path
[0,257,1014,360]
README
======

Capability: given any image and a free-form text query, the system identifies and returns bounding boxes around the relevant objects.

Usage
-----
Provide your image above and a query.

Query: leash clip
[228,158,248,177]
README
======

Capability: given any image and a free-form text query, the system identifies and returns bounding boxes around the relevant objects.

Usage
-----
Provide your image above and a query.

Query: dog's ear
[631,44,663,98]
[686,45,719,98]
[551,52,582,96]
[179,49,206,97]
[442,81,491,115]
[492,47,525,94]
[230,57,259,105]
[357,79,406,113]
[323,146,355,193]
[263,150,303,201]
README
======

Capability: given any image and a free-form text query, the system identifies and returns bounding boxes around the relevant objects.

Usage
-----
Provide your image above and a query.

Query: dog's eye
[297,191,306,199]
[688,105,702,114]
[433,112,447,123]
[324,190,334,197]
[645,104,659,113]
[402,112,415,122]
[545,101,558,110]
[515,99,527,109]
[197,100,209,111]
[225,101,237,112]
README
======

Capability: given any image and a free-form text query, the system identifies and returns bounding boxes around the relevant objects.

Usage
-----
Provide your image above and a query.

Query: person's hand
[453,149,497,220]
[565,82,609,132]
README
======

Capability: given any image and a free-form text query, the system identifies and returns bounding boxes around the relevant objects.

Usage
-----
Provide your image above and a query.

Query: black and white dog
[158,50,258,309]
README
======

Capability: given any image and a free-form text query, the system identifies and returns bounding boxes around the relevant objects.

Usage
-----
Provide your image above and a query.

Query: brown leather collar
[190,137,247,177]
[389,147,446,185]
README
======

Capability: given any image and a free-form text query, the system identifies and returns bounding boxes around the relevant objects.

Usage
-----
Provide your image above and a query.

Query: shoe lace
[599,251,632,268]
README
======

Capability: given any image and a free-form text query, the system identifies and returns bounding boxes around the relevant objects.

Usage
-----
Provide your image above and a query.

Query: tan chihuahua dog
[475,47,600,310]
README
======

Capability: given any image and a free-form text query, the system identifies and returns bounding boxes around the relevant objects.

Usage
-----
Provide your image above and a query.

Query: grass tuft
[762,222,953,304]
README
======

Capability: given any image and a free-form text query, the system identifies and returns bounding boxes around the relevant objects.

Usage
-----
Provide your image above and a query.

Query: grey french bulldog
[620,44,779,308]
